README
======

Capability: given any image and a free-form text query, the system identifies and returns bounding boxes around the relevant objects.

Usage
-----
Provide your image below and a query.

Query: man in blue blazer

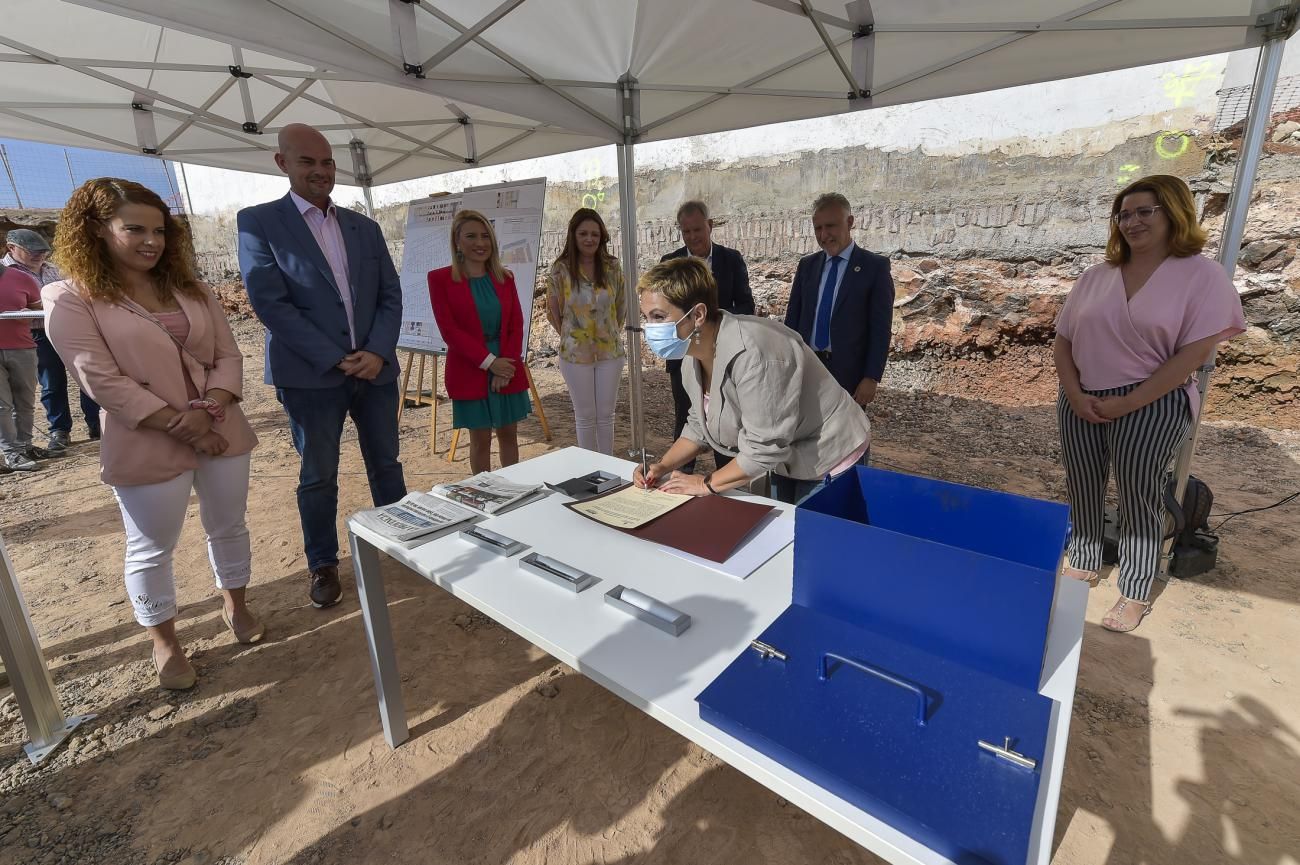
[784,193,894,407]
[660,200,755,473]
[238,123,406,609]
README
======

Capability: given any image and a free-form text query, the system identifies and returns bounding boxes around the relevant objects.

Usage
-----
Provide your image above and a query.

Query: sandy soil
[1,318,1297,865]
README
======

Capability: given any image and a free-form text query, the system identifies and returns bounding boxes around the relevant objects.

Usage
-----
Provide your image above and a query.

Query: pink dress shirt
[290,189,356,349]
[1056,255,1246,417]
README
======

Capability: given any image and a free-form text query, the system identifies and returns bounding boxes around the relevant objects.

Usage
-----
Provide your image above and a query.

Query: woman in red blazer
[428,210,531,473]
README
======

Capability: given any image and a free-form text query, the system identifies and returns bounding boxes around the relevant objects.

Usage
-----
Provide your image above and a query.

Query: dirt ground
[0,318,1297,865]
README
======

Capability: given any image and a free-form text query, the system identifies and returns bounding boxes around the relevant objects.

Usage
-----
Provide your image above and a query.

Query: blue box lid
[794,466,1069,692]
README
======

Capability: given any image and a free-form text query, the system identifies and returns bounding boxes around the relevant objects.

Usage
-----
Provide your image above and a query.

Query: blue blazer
[237,194,402,388]
[660,243,755,315]
[784,245,894,394]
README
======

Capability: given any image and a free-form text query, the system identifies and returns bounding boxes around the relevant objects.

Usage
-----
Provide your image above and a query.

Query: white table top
[349,446,1087,865]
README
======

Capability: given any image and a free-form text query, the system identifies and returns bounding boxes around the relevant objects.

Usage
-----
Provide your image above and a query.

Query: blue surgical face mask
[643,307,697,360]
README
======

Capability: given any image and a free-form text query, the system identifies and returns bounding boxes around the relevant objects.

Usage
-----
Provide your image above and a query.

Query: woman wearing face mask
[544,208,625,455]
[429,210,531,474]
[43,178,261,690]
[633,257,871,505]
[1054,174,1245,632]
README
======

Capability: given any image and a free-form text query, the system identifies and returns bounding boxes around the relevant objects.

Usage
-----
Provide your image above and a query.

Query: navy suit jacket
[237,194,402,388]
[784,244,894,394]
[661,243,755,315]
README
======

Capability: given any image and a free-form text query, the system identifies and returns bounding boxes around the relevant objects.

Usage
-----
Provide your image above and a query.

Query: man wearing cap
[3,229,100,453]
[0,246,47,472]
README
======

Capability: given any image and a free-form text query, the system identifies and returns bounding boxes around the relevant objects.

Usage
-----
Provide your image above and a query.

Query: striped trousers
[1057,383,1191,602]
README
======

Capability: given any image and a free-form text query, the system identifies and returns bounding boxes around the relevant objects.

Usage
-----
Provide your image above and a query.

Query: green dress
[452,274,532,431]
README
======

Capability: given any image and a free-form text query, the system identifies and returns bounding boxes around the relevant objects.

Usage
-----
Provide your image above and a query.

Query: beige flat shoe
[153,649,197,691]
[222,607,265,645]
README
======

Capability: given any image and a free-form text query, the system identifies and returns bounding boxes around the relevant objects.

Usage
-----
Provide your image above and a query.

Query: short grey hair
[676,199,710,222]
[812,192,852,215]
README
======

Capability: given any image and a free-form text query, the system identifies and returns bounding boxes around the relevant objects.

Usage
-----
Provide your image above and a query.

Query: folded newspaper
[430,472,544,515]
[354,492,479,543]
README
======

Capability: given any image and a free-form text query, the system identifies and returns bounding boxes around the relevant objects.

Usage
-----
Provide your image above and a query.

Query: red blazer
[428,266,529,401]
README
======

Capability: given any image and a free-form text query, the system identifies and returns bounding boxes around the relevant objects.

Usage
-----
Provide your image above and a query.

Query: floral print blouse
[544,258,626,364]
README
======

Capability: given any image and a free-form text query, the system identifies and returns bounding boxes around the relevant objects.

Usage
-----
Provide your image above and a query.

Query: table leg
[349,530,409,748]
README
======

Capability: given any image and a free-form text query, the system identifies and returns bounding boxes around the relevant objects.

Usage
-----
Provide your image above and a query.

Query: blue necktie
[812,254,840,351]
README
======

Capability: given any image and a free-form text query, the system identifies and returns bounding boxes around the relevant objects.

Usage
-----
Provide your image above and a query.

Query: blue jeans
[771,447,870,506]
[35,329,100,435]
[276,378,406,571]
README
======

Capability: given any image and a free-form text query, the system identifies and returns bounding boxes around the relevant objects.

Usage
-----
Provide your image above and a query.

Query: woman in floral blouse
[545,208,626,454]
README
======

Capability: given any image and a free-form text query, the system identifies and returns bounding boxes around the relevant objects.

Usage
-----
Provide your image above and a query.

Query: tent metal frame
[1162,5,1296,577]
[2,0,1296,784]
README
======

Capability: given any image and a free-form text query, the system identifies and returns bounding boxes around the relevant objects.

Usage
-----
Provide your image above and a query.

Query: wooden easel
[399,350,551,458]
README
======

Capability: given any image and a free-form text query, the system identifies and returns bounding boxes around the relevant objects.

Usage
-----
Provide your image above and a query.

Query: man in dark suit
[660,200,754,473]
[784,192,894,407]
[238,123,406,609]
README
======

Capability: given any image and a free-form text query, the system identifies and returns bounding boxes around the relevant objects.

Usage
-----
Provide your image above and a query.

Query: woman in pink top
[1054,174,1245,633]
[44,178,262,690]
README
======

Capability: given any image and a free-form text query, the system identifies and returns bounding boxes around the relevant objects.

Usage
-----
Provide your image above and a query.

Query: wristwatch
[702,471,718,495]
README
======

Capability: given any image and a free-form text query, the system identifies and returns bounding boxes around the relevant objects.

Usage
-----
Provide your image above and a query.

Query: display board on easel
[397,177,546,355]
[394,177,552,455]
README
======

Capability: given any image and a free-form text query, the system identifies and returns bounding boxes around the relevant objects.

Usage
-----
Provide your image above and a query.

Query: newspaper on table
[354,492,479,542]
[430,472,545,515]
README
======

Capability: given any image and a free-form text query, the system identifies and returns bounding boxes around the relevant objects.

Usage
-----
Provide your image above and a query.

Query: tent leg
[350,138,376,218]
[618,140,645,462]
[1161,31,1288,578]
[0,532,95,766]
[361,183,376,219]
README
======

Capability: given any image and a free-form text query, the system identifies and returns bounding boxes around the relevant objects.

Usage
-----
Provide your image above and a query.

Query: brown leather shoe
[309,565,343,609]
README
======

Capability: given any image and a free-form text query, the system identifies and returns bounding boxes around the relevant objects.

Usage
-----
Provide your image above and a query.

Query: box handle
[819,652,930,727]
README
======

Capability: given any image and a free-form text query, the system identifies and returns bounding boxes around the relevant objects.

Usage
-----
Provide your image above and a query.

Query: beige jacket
[43,280,257,487]
[681,313,870,481]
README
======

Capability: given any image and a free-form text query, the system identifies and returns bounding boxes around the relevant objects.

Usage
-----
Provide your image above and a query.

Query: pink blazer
[42,280,257,487]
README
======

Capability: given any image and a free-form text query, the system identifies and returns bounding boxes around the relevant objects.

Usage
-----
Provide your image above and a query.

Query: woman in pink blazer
[44,178,262,690]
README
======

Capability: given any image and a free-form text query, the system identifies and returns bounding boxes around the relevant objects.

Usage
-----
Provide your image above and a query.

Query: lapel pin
[853,265,861,272]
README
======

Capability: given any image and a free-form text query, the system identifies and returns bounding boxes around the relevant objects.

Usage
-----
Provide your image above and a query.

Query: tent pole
[0,532,95,765]
[617,73,645,461]
[349,138,376,218]
[1161,18,1291,578]
[618,138,644,461]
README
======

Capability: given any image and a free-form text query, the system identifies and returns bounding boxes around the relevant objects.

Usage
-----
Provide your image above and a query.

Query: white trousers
[558,357,624,455]
[112,452,253,627]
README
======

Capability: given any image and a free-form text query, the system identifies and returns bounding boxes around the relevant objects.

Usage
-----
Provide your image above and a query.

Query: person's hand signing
[633,461,667,489]
[656,472,711,497]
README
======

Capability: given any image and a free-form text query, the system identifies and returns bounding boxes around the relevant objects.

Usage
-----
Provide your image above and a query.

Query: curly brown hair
[52,177,203,303]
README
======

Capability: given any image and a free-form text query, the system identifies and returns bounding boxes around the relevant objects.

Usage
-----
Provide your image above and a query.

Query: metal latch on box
[978,737,1038,770]
[749,639,788,662]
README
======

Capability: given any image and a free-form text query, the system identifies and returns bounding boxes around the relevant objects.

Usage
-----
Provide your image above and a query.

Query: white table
[348,447,1087,865]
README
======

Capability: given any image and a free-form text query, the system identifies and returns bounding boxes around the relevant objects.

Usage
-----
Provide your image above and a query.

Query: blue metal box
[697,467,1070,865]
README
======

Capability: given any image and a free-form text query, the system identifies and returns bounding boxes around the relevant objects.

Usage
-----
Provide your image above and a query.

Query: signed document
[569,485,692,529]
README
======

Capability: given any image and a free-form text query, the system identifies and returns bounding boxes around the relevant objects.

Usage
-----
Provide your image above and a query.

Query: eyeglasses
[1112,205,1163,225]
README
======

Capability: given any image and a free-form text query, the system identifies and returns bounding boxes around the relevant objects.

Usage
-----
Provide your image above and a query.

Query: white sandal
[1102,596,1152,633]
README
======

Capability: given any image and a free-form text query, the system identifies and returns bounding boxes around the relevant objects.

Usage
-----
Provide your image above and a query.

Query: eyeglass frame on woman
[1112,204,1163,225]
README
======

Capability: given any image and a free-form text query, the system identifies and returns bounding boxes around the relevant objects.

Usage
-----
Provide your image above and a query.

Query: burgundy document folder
[565,491,775,563]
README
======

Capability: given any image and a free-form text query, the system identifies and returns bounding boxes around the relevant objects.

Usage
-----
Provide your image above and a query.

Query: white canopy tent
[2,0,1291,450]
[0,0,1295,793]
